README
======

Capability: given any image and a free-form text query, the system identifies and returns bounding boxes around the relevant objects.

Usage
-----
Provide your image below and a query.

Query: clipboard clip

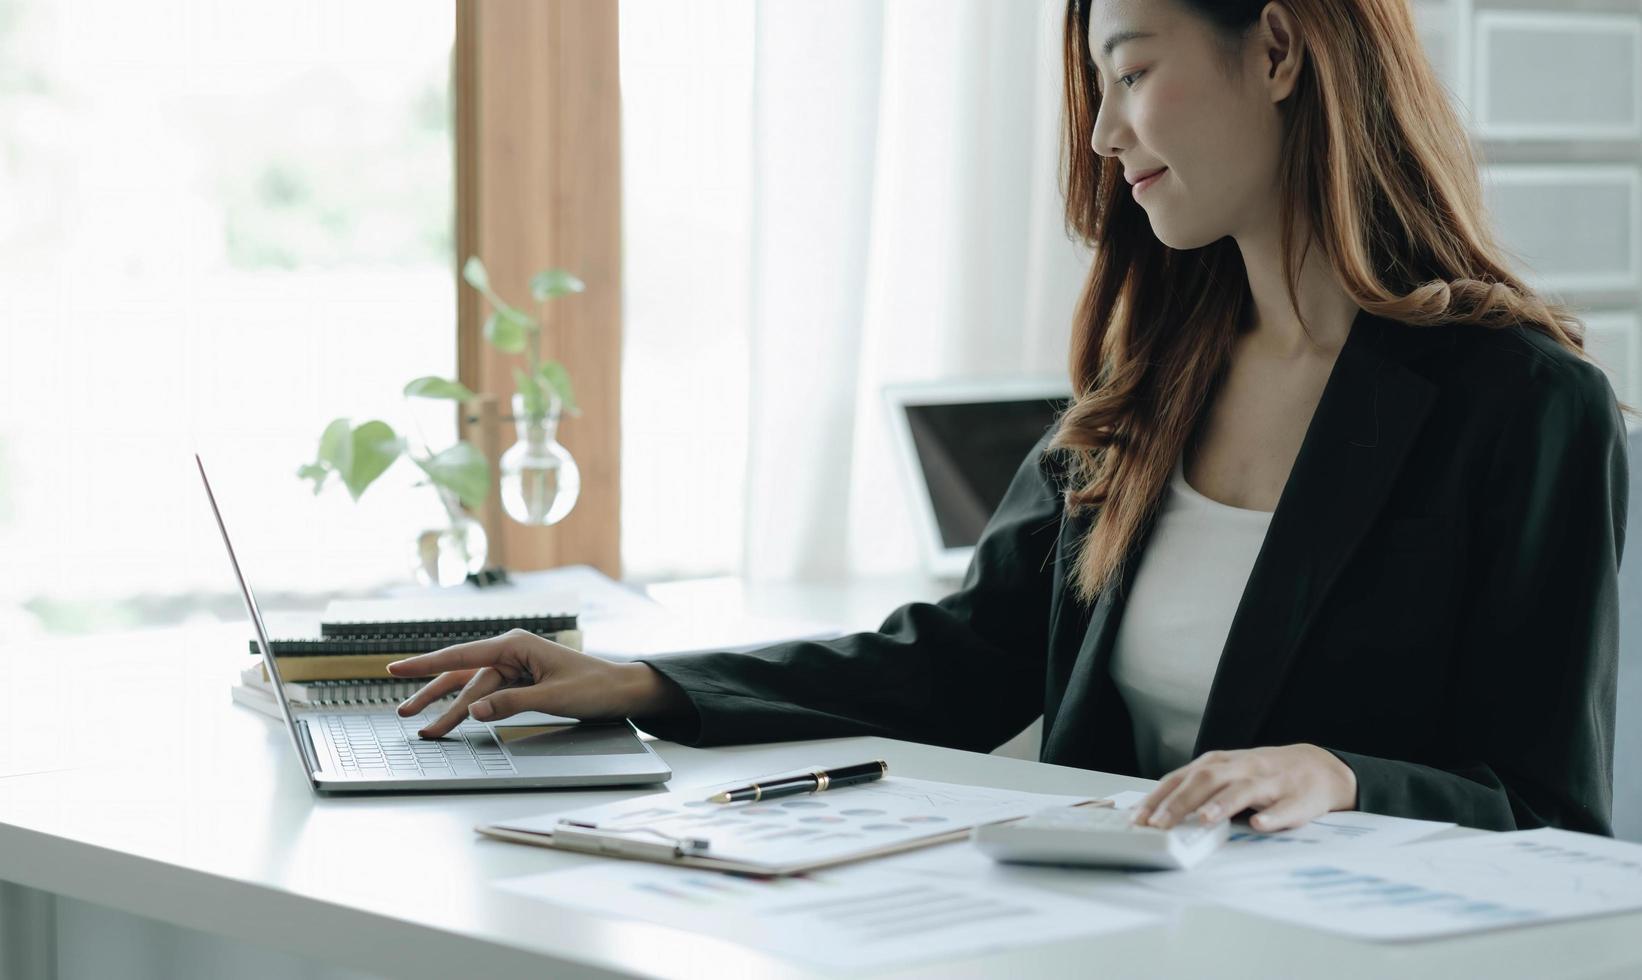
[554,819,712,859]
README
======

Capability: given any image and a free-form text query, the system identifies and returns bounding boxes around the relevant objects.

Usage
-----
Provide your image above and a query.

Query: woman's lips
[1132,167,1168,195]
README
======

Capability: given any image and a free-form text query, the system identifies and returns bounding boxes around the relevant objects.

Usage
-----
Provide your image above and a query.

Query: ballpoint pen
[706,760,888,803]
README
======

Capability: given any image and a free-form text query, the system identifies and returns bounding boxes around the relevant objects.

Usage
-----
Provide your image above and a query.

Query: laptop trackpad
[493,723,649,756]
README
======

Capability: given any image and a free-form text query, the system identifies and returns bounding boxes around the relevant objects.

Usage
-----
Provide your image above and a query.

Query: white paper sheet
[496,859,1158,972]
[1136,826,1642,940]
[875,838,1199,919]
[373,564,843,656]
[321,591,580,627]
[1100,790,1454,865]
[580,611,845,658]
[377,563,662,620]
[490,776,1095,872]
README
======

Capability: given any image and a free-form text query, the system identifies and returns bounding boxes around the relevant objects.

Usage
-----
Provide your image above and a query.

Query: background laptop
[882,378,1073,581]
[196,454,672,794]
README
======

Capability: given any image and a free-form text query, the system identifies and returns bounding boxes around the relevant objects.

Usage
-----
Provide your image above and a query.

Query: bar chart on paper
[497,860,1157,971]
[1102,790,1454,864]
[1230,817,1375,844]
[1138,827,1642,940]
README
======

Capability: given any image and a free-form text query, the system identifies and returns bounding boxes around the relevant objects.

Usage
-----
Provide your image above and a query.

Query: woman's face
[1087,0,1289,250]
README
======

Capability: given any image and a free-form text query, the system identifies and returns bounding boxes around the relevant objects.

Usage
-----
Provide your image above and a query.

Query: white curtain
[618,0,1090,585]
[740,0,1091,583]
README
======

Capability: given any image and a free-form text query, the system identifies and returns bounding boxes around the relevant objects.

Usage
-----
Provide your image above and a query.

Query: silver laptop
[196,454,672,794]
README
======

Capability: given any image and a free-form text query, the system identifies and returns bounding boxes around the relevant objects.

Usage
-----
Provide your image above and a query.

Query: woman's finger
[1247,797,1322,832]
[1148,765,1230,829]
[396,668,476,717]
[386,632,520,678]
[469,684,556,722]
[419,666,510,739]
[1131,769,1188,824]
[1188,777,1269,825]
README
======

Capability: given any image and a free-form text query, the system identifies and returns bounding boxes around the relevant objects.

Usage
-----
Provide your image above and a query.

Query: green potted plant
[295,256,587,586]
[295,383,490,587]
[460,256,584,526]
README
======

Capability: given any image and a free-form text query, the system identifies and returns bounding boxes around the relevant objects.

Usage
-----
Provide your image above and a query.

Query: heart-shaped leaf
[340,420,402,500]
[536,360,580,416]
[403,376,476,401]
[484,307,535,354]
[461,256,490,292]
[317,417,352,469]
[529,268,585,302]
[413,441,490,511]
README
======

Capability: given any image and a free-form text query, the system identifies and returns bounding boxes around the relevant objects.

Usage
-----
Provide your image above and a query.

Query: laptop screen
[904,397,1072,549]
[883,379,1072,578]
[195,454,314,777]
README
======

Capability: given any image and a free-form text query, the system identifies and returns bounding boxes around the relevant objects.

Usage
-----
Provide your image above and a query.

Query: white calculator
[973,803,1230,870]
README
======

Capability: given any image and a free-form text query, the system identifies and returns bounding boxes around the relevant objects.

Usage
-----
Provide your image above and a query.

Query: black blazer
[640,310,1629,835]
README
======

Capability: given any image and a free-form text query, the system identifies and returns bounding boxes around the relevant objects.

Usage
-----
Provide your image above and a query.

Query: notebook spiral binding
[249,627,579,658]
[238,668,461,707]
[321,615,577,639]
[296,678,443,706]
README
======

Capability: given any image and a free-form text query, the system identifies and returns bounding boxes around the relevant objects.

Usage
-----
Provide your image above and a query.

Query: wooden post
[454,0,623,578]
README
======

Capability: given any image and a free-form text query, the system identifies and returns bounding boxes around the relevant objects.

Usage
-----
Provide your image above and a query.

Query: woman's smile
[1131,167,1168,196]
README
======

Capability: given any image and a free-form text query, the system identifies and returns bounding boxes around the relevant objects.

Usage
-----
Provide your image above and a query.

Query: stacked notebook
[232,593,581,719]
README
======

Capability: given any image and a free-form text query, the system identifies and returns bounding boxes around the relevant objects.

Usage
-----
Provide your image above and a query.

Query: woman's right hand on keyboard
[386,629,689,739]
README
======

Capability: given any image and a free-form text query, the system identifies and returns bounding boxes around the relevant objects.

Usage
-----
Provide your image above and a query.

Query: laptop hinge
[294,719,323,775]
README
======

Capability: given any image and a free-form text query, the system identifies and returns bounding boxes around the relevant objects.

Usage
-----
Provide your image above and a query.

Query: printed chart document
[480,776,1095,874]
[1136,826,1642,940]
[496,860,1158,973]
[1101,790,1454,865]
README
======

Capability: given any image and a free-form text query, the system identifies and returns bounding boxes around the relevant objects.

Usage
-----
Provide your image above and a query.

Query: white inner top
[1107,450,1275,778]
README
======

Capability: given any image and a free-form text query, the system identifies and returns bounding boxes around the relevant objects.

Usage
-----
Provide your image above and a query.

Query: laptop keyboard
[322,711,517,777]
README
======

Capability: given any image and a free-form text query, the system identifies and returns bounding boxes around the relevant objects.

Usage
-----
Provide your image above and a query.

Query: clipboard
[475,819,981,875]
[475,775,1102,876]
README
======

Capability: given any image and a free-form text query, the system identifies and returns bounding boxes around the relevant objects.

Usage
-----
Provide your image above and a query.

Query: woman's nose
[1090,100,1123,158]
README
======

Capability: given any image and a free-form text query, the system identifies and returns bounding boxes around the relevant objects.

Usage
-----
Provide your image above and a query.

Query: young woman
[388,0,1631,835]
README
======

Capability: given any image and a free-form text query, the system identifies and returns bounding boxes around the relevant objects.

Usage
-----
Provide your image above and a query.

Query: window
[0,0,456,633]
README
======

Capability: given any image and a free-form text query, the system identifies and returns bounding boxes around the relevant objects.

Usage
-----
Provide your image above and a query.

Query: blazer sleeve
[630,427,1066,754]
[1326,360,1629,834]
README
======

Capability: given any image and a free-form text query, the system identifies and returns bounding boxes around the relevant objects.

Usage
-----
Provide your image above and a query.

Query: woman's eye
[1118,70,1145,89]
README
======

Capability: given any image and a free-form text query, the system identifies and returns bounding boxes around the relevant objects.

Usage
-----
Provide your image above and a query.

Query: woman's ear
[1257,1,1305,104]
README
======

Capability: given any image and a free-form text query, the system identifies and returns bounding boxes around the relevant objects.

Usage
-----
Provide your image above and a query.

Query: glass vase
[413,484,489,587]
[500,392,580,526]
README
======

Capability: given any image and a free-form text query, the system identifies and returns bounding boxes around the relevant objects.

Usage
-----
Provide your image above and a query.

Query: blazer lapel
[1191,310,1447,753]
[1042,310,1454,767]
[1041,501,1160,765]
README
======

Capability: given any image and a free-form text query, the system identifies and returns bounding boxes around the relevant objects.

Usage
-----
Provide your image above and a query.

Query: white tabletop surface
[3,587,1642,979]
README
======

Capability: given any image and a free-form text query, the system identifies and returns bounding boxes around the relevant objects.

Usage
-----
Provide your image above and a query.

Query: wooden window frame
[453,0,622,577]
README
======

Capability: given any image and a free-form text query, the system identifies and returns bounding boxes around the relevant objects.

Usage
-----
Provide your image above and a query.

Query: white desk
[2,580,1641,979]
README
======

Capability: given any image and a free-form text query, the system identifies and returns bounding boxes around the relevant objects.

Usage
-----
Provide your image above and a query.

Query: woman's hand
[1130,744,1358,832]
[385,629,688,739]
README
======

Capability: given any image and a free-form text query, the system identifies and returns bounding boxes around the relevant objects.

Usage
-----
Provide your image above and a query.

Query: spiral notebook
[246,627,583,682]
[239,662,454,706]
[232,663,575,728]
[320,593,579,638]
[249,629,584,659]
[232,671,461,717]
[234,594,581,718]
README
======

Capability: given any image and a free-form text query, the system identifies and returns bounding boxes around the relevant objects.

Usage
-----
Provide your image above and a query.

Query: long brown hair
[1049,0,1635,608]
